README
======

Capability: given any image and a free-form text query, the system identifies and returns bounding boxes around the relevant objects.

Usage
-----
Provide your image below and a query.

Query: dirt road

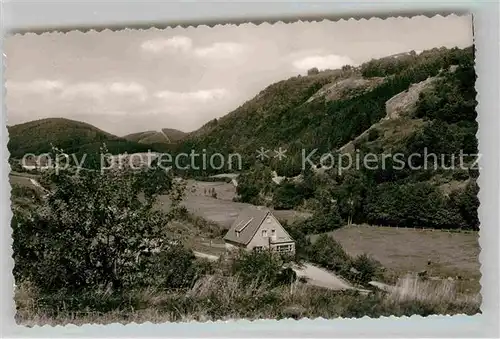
[292,263,353,290]
[192,249,354,291]
[193,251,220,261]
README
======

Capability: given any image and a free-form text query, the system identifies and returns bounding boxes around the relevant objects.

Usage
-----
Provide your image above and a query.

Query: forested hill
[7,118,155,159]
[177,45,479,231]
[7,46,478,231]
[123,128,187,145]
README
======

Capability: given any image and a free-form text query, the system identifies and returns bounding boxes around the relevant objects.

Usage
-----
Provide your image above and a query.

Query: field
[9,172,40,186]
[9,172,479,275]
[160,179,311,228]
[312,225,480,291]
[10,171,482,324]
[10,172,479,282]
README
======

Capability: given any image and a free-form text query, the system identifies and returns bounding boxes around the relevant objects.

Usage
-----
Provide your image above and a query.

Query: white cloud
[7,80,149,105]
[194,42,247,59]
[152,88,229,116]
[60,82,106,99]
[59,81,147,101]
[155,88,228,102]
[141,36,193,53]
[293,54,356,71]
[140,38,247,60]
[108,82,148,100]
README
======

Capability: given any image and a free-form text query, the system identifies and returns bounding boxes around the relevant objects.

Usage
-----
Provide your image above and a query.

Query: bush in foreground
[230,251,296,287]
[12,146,188,293]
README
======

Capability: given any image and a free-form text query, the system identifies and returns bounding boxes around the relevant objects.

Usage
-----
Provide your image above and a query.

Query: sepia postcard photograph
[5,14,480,326]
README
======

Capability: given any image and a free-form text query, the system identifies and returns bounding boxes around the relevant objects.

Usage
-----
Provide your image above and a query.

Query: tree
[448,180,480,230]
[272,179,314,210]
[231,251,286,286]
[350,254,382,284]
[307,234,351,274]
[367,128,379,142]
[307,67,320,76]
[342,65,353,72]
[236,164,273,204]
[12,146,186,293]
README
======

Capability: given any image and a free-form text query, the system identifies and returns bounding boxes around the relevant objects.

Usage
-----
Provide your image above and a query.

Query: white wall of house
[246,214,295,253]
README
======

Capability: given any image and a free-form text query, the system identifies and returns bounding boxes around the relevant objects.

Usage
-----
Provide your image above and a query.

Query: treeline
[168,46,475,178]
[7,117,164,168]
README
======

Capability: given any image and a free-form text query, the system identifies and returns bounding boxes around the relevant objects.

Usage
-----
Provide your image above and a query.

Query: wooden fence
[345,223,478,234]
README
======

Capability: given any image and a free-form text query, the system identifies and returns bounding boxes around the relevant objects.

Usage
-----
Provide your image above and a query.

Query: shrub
[350,254,383,284]
[12,146,188,293]
[9,159,24,172]
[448,180,480,230]
[230,251,293,287]
[236,165,273,204]
[284,223,312,261]
[307,67,319,76]
[364,182,465,229]
[175,210,224,238]
[307,234,351,275]
[272,181,311,210]
[135,244,200,289]
[367,128,380,142]
[275,267,297,286]
[293,209,343,234]
[11,184,43,203]
[451,170,470,181]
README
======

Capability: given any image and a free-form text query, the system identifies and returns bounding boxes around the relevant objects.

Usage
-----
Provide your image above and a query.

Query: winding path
[192,250,356,291]
[291,263,353,290]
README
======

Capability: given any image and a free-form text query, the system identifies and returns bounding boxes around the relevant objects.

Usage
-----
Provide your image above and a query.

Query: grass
[12,200,481,325]
[9,173,39,189]
[389,275,480,306]
[15,272,480,326]
[10,173,481,325]
[157,180,311,229]
[315,224,480,293]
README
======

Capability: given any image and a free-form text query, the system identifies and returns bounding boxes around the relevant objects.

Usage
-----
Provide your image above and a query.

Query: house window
[271,229,276,236]
[276,244,293,253]
[235,231,240,237]
[262,229,268,237]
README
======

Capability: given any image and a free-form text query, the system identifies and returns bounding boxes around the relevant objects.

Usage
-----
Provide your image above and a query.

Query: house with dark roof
[223,206,295,254]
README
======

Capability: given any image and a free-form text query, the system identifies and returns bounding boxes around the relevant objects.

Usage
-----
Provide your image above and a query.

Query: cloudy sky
[5,15,472,136]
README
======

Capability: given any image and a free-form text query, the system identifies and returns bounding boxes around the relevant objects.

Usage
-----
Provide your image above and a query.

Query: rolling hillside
[174,46,476,177]
[161,128,187,143]
[175,45,478,231]
[7,118,154,159]
[7,46,478,231]
[181,47,474,161]
[123,128,187,145]
[122,130,160,143]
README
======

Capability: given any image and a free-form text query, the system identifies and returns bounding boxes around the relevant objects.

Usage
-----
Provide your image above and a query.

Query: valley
[8,42,481,324]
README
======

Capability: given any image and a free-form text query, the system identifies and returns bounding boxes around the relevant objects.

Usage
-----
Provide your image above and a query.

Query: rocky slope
[178,46,474,172]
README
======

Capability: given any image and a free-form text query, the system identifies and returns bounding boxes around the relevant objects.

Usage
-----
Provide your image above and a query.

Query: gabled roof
[224,206,272,245]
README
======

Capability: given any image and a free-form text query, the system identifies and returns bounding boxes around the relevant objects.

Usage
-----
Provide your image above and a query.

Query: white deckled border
[1,1,499,338]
